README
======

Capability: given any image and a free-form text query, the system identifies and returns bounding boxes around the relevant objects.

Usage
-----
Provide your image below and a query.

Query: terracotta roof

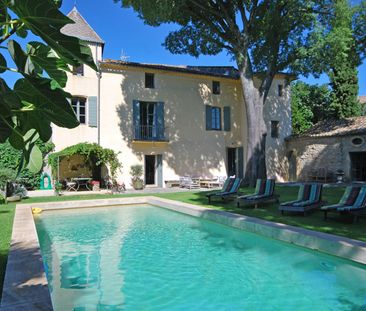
[101,59,297,80]
[288,116,366,139]
[61,7,104,45]
[359,95,366,104]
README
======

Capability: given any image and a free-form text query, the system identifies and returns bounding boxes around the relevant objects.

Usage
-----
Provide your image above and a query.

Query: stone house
[286,117,366,182]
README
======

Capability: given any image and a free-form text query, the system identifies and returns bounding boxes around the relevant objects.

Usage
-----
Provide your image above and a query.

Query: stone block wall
[286,134,366,181]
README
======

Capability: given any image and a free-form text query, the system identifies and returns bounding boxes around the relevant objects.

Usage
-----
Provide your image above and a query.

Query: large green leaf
[10,0,97,71]
[27,41,68,87]
[0,116,12,143]
[7,40,27,72]
[26,143,42,173]
[0,78,21,116]
[0,52,7,73]
[14,77,79,128]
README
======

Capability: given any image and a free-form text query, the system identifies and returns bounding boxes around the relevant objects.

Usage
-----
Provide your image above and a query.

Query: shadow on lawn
[0,243,52,308]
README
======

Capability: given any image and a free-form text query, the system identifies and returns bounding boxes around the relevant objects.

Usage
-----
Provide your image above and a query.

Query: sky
[4,0,366,95]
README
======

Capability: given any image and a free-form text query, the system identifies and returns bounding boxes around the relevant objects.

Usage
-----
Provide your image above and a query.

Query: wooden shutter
[223,106,231,131]
[133,100,141,139]
[88,96,97,127]
[205,105,212,130]
[237,147,244,178]
[157,154,163,187]
[155,102,165,140]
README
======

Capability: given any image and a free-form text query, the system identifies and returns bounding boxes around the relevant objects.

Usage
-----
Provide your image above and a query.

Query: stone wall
[286,134,366,181]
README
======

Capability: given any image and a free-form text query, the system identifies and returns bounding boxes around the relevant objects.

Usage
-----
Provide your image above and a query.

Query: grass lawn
[0,185,364,297]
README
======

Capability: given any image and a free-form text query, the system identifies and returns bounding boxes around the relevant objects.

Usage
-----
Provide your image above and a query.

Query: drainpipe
[96,44,102,145]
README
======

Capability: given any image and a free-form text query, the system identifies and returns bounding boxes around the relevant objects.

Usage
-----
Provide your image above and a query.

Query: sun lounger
[279,183,323,215]
[321,186,366,220]
[237,179,278,208]
[206,177,242,203]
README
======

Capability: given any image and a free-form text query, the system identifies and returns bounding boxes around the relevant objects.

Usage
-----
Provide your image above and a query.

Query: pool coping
[2,196,366,310]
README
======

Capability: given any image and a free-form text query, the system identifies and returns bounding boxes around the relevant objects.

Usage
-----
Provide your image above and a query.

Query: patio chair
[237,179,278,208]
[179,176,200,189]
[321,186,366,221]
[206,177,242,203]
[279,183,323,215]
[65,179,78,191]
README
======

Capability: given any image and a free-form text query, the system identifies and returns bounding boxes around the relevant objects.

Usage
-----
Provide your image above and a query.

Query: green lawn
[0,185,364,297]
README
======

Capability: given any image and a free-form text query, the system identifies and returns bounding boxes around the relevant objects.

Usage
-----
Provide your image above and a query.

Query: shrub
[0,140,54,190]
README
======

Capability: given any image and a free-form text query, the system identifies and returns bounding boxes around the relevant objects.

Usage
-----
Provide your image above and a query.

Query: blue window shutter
[237,147,244,178]
[155,102,165,140]
[157,154,163,187]
[206,105,212,130]
[133,100,141,139]
[88,96,97,127]
[224,106,231,131]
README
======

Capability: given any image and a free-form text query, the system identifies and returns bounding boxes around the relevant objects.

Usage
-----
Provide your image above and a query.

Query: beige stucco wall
[263,79,292,181]
[52,43,292,186]
[99,66,245,187]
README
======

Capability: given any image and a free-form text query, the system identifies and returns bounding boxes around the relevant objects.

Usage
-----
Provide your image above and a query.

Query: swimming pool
[35,204,366,310]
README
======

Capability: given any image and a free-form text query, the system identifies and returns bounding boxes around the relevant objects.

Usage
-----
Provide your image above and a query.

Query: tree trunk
[237,65,267,186]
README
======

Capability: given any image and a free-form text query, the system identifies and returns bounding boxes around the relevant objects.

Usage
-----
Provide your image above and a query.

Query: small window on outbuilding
[352,137,364,146]
[278,84,284,97]
[145,73,155,89]
[72,65,84,76]
[271,121,279,138]
[213,81,221,95]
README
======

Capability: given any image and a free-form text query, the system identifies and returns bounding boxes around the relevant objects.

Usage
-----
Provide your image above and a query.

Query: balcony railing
[133,125,168,141]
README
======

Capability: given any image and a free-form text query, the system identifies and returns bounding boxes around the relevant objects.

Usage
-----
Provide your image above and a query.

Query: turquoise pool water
[35,205,366,311]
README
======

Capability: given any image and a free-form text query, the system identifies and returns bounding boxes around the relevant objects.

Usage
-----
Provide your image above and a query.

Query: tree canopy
[0,0,96,173]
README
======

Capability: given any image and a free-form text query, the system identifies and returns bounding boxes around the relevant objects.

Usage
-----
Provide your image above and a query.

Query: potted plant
[130,164,144,190]
[54,181,63,196]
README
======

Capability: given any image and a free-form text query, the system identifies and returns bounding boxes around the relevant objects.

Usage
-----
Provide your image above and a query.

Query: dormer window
[72,65,84,76]
[213,81,220,95]
[145,73,155,88]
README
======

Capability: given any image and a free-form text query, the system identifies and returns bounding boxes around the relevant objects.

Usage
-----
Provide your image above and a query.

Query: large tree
[116,0,328,184]
[0,0,96,172]
[328,0,360,117]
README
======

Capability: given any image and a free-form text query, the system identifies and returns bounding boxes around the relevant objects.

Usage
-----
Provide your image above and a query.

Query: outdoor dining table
[71,177,92,191]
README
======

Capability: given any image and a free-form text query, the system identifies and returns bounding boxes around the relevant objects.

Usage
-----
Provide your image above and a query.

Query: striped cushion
[345,187,361,206]
[353,187,366,208]
[302,184,311,201]
[224,178,235,193]
[258,179,266,195]
[229,178,241,194]
[264,179,275,196]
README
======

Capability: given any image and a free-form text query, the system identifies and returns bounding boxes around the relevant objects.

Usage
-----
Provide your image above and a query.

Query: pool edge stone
[2,196,366,311]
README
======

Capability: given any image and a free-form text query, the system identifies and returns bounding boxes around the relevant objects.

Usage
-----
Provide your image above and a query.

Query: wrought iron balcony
[133,125,168,142]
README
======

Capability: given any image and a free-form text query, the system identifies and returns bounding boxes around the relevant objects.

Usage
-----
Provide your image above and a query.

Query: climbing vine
[48,143,122,179]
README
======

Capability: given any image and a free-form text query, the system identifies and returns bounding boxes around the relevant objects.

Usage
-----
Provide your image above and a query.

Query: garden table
[71,177,92,191]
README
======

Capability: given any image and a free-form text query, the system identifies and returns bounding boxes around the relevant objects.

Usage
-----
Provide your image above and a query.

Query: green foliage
[291,82,333,134]
[328,0,360,118]
[0,140,54,189]
[48,143,122,180]
[0,0,97,171]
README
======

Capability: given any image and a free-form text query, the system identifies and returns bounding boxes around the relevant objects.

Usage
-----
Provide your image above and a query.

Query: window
[71,97,86,124]
[72,65,84,76]
[271,121,279,138]
[278,84,284,97]
[213,81,220,95]
[206,106,222,130]
[352,137,364,146]
[145,73,155,88]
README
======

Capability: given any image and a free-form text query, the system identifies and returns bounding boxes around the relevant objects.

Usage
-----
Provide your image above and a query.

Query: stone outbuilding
[286,117,366,182]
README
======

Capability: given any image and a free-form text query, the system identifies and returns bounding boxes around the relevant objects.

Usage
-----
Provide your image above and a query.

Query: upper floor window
[72,97,86,124]
[145,73,155,88]
[206,105,221,130]
[271,120,279,138]
[213,81,221,95]
[72,65,84,76]
[278,84,284,97]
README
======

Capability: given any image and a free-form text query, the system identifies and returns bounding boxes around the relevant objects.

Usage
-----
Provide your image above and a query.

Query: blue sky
[4,0,366,95]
